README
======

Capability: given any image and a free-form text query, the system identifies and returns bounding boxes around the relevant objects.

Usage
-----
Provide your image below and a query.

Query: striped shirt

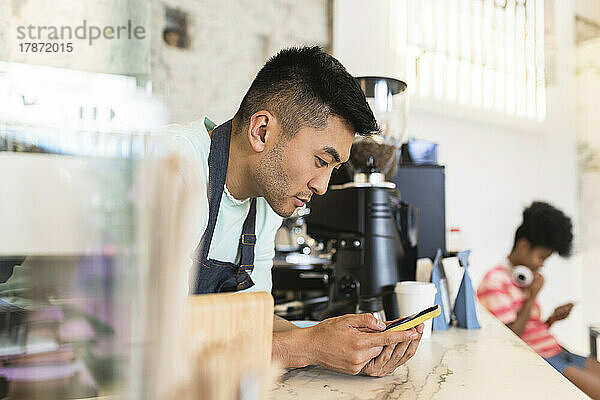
[477,264,561,358]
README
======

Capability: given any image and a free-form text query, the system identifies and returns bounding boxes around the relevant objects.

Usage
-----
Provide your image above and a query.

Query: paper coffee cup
[394,281,437,338]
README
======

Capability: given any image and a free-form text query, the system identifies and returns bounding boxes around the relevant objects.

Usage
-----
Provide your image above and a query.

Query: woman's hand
[546,302,574,326]
[529,271,544,298]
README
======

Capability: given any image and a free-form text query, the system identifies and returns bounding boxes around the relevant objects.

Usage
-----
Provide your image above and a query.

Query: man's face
[254,116,354,217]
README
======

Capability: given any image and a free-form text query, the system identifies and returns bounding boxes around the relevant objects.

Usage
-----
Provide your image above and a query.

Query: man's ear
[247,111,278,153]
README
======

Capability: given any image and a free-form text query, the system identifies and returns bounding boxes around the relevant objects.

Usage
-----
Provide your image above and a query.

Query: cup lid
[394,281,437,294]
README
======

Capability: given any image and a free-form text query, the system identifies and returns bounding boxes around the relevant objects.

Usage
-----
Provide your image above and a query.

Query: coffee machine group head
[306,77,417,320]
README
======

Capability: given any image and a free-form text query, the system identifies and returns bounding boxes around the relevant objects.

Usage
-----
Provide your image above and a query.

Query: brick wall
[150,0,330,124]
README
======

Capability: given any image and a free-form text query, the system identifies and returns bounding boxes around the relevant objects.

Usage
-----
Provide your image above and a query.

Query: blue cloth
[453,250,480,329]
[431,249,450,330]
[545,349,587,373]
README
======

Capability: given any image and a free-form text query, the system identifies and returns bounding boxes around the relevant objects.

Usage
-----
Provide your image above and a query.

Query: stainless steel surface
[330,180,396,190]
[591,325,599,359]
[298,272,329,284]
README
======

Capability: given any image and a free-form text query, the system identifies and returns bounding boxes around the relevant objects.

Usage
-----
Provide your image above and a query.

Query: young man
[167,46,424,377]
[477,201,600,398]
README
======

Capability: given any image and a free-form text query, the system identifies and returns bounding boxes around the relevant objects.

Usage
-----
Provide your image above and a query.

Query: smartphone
[384,304,441,332]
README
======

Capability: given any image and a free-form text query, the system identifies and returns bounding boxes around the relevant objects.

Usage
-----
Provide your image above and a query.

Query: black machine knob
[339,275,358,297]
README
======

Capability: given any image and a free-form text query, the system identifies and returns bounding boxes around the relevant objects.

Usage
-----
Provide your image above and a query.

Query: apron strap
[196,120,232,261]
[238,198,257,272]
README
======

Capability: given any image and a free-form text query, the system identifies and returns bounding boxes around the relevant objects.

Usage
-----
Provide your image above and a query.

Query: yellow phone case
[385,304,441,332]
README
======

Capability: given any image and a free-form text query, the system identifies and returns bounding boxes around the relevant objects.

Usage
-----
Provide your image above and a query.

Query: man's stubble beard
[254,140,293,217]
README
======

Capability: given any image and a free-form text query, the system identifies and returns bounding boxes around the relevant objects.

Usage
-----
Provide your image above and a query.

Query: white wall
[575,38,600,353]
[335,0,586,353]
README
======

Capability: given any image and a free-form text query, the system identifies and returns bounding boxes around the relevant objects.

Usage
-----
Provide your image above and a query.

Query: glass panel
[0,63,170,399]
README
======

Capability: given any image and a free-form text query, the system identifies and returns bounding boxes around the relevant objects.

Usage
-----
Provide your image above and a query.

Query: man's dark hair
[234,46,378,137]
[513,201,573,257]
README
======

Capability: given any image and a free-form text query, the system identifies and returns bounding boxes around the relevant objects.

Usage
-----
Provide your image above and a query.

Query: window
[404,0,546,120]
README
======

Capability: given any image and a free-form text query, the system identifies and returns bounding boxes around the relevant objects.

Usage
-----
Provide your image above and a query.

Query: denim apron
[190,119,256,294]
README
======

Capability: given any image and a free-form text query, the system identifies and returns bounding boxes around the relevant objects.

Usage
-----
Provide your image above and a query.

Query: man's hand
[529,271,544,297]
[302,313,421,376]
[360,323,424,377]
[546,302,574,326]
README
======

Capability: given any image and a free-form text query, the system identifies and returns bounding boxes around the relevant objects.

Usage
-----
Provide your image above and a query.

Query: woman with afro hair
[477,201,600,399]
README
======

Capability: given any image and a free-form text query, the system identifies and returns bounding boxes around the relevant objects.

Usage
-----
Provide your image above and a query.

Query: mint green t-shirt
[161,117,283,293]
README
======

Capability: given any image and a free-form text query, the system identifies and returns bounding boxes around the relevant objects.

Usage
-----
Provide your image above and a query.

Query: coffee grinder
[306,77,417,321]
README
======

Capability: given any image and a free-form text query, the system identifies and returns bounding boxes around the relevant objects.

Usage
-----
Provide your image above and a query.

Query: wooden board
[183,291,275,399]
[185,291,274,365]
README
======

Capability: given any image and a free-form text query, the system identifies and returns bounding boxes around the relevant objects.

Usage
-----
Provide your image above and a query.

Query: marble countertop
[271,306,587,399]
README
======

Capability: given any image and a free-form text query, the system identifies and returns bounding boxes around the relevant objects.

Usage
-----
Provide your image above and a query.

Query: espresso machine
[272,207,332,320]
[306,77,417,321]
